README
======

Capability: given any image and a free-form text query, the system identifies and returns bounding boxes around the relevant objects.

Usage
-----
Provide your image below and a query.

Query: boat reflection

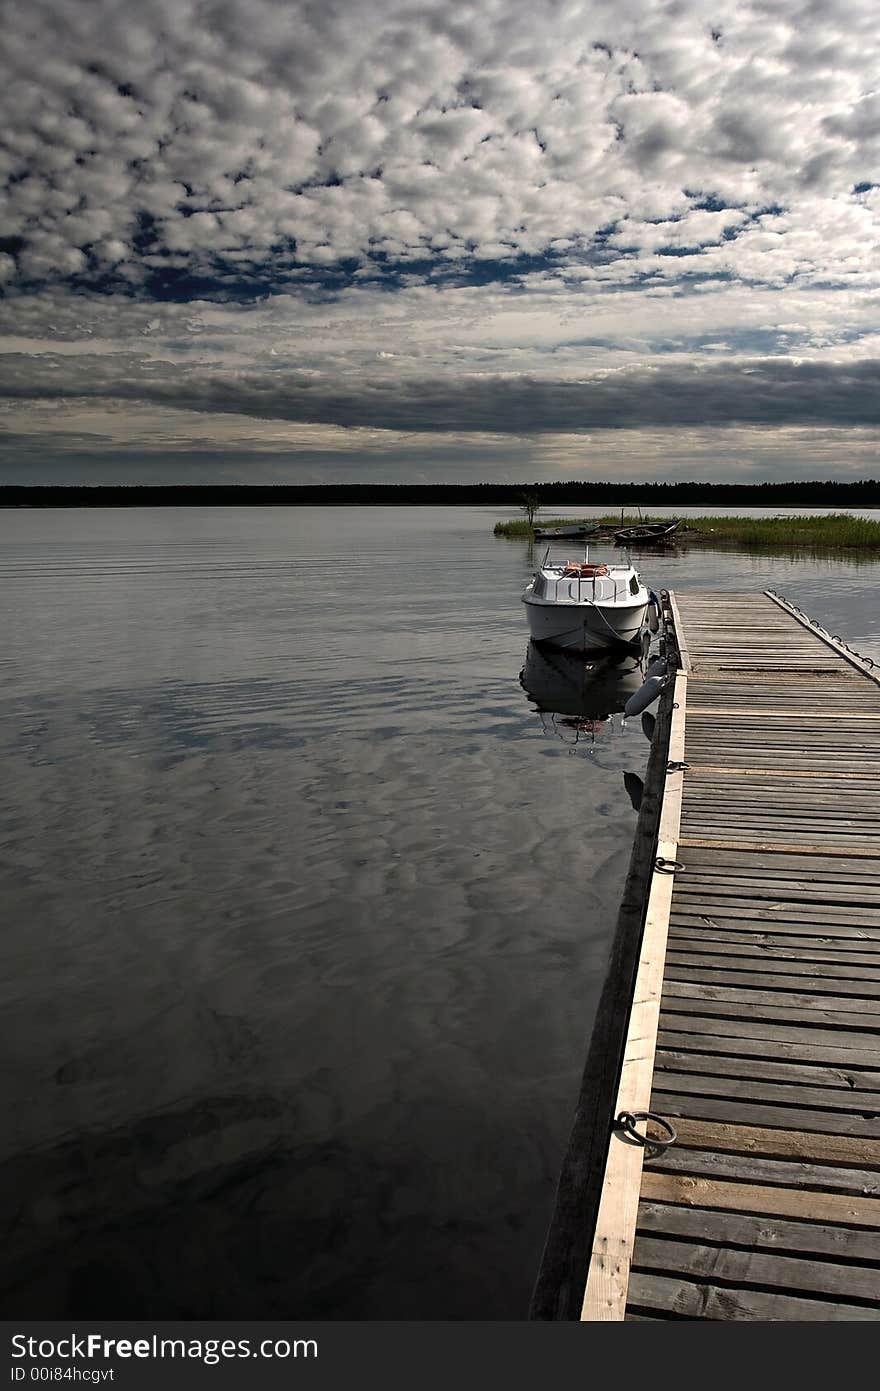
[519,642,645,748]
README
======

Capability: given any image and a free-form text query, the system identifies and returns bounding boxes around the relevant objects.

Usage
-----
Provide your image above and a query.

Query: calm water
[1,505,878,1319]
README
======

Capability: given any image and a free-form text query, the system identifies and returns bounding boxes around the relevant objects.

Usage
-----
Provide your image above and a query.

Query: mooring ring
[655,856,685,874]
[616,1111,677,1151]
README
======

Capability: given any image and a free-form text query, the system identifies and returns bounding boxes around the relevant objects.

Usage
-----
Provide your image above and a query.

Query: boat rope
[583,591,647,648]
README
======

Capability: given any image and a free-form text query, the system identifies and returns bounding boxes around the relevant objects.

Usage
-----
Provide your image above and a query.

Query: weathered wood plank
[686,712,878,723]
[654,1049,880,1093]
[673,886,880,912]
[682,799,880,813]
[677,847,880,874]
[657,1011,880,1051]
[656,1028,880,1070]
[678,814,880,834]
[631,1236,880,1304]
[682,792,880,806]
[666,930,880,963]
[674,879,880,908]
[662,979,880,1015]
[648,1092,880,1138]
[682,748,880,764]
[680,795,880,812]
[639,1170,880,1227]
[625,1271,880,1320]
[670,911,880,938]
[665,956,880,986]
[660,1116,880,1167]
[636,1201,880,1262]
[683,791,880,807]
[650,1069,880,1116]
[684,765,879,780]
[677,870,880,896]
[659,993,880,1029]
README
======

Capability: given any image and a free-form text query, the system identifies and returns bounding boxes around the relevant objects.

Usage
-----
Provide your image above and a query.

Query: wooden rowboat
[534,523,599,540]
[614,520,680,545]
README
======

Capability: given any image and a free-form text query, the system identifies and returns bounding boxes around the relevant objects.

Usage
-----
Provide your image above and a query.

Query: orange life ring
[562,562,609,577]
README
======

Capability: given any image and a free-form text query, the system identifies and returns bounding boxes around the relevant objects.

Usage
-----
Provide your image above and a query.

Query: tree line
[2,480,880,506]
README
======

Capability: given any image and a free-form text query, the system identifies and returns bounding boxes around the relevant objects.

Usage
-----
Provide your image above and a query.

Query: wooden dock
[540,589,880,1321]
[583,589,880,1320]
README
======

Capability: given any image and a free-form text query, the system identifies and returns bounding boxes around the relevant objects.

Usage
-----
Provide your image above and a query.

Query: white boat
[522,548,651,652]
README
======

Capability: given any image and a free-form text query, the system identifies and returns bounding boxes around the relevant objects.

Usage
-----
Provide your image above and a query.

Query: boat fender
[647,590,661,634]
[645,657,667,679]
[624,674,666,716]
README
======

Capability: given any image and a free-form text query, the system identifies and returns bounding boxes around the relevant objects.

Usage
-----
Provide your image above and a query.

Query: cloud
[1,1,879,480]
[3,350,879,433]
[2,0,879,288]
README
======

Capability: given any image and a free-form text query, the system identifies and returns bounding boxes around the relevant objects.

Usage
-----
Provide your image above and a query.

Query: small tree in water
[520,491,541,528]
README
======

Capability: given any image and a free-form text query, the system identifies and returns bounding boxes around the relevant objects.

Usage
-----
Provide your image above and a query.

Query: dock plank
[636,1202,880,1262]
[626,1272,880,1320]
[631,1236,880,1304]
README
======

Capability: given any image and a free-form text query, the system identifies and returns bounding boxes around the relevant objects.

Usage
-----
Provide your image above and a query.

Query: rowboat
[614,520,680,545]
[533,523,599,541]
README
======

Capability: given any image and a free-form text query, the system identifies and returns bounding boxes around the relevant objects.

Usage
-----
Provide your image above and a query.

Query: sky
[1,0,879,485]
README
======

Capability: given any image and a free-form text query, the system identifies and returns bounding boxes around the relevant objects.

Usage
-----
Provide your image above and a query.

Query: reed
[681,513,880,549]
[494,512,880,549]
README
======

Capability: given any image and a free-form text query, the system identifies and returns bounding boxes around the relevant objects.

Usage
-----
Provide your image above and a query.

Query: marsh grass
[494,517,600,536]
[494,512,880,549]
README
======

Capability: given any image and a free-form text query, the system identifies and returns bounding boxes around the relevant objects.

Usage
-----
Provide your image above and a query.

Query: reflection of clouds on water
[0,631,640,1314]
[0,1080,563,1318]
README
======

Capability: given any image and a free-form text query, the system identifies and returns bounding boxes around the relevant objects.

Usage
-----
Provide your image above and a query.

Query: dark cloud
[3,353,878,433]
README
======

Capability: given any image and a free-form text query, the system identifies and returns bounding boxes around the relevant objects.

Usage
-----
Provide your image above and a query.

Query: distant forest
[2,480,880,507]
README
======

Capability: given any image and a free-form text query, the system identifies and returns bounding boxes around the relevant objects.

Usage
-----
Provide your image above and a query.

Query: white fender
[624,674,666,716]
[647,591,661,633]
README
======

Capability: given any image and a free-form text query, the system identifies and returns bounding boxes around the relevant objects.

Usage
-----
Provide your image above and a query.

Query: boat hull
[534,525,598,540]
[523,595,649,652]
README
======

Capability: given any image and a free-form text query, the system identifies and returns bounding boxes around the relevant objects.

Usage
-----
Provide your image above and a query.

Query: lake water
[1,505,878,1319]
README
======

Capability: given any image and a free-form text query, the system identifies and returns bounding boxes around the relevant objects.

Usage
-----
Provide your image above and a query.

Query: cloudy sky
[1,0,879,484]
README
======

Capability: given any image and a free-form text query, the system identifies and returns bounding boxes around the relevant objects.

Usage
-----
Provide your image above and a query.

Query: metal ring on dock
[654,856,685,874]
[615,1111,677,1151]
